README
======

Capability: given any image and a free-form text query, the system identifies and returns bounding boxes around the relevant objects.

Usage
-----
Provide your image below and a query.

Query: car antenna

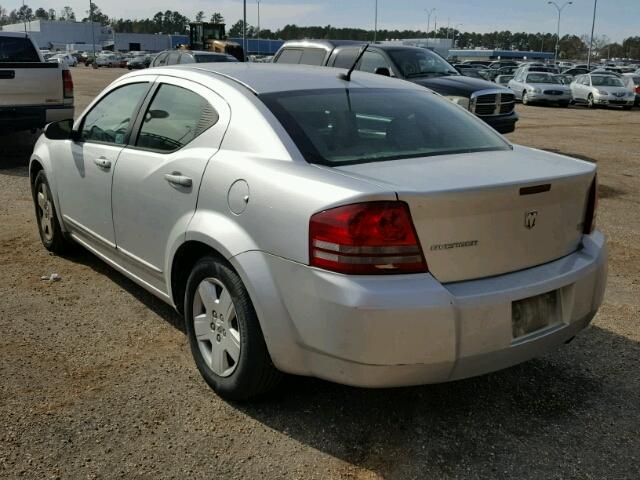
[339,44,370,81]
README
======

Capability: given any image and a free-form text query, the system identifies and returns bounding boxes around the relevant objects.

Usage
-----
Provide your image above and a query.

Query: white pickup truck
[0,32,74,133]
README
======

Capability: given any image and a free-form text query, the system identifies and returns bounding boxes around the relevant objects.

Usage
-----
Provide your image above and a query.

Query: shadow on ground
[62,245,640,479]
[0,131,39,177]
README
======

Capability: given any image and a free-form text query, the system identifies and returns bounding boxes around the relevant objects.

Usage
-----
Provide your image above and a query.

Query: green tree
[34,7,48,19]
[195,10,204,22]
[59,6,75,21]
[83,2,109,25]
[210,12,224,24]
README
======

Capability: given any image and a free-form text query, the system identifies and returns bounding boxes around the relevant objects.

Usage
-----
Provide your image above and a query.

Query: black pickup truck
[272,40,518,134]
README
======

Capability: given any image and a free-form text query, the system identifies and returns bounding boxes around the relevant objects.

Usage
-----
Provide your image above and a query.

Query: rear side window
[136,84,219,152]
[81,83,150,145]
[153,52,169,67]
[276,49,303,64]
[331,49,359,69]
[0,36,39,62]
[166,52,180,65]
[359,51,392,73]
[299,48,326,65]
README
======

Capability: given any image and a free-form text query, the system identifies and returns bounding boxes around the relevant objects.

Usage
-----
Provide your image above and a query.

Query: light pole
[374,0,378,43]
[89,0,96,60]
[257,0,261,56]
[547,1,572,64]
[243,0,247,61]
[452,23,462,49]
[587,0,598,68]
[425,8,435,48]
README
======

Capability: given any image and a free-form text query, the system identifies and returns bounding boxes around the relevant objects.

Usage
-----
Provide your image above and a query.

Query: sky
[5,0,639,42]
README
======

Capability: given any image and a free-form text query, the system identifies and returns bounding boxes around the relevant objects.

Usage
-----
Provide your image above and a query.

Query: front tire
[184,256,282,400]
[587,94,595,108]
[33,171,74,253]
[522,91,530,105]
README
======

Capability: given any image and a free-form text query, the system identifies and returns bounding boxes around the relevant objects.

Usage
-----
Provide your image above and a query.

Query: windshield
[261,88,510,166]
[387,49,459,78]
[526,73,560,84]
[592,76,624,87]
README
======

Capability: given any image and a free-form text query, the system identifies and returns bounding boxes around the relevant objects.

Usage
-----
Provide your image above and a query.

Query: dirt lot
[1,67,639,479]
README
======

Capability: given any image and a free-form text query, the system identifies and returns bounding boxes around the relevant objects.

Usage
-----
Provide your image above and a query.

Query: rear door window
[299,48,326,66]
[331,48,359,69]
[0,36,39,62]
[153,52,169,67]
[276,49,303,64]
[166,52,180,65]
[358,51,392,73]
[136,84,219,152]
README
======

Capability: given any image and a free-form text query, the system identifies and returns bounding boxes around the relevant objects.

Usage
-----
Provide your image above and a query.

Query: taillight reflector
[309,201,428,275]
[62,70,74,98]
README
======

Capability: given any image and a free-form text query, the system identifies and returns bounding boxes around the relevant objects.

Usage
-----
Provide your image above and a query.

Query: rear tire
[184,256,282,401]
[33,171,74,254]
[587,94,595,108]
[622,105,633,111]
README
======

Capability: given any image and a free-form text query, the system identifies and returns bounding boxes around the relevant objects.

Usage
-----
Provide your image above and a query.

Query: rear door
[111,76,230,284]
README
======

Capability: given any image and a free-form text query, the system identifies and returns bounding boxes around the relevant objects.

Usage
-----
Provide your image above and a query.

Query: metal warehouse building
[1,20,186,52]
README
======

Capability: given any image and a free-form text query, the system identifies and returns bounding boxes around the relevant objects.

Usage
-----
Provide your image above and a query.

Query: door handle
[164,172,192,188]
[93,156,112,169]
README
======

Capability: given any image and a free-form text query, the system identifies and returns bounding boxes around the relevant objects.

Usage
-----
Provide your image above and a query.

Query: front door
[111,78,230,290]
[56,81,152,249]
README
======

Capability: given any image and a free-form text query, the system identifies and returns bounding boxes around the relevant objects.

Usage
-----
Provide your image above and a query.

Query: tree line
[2,3,639,59]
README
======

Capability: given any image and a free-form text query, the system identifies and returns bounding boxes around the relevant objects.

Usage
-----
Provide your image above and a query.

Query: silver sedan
[30,64,607,400]
[508,72,572,106]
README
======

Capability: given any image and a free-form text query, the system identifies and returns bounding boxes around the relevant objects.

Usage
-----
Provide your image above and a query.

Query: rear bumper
[0,105,74,132]
[479,111,518,134]
[232,231,607,388]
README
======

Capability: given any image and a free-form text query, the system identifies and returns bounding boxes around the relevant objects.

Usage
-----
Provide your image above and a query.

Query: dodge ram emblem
[524,210,538,230]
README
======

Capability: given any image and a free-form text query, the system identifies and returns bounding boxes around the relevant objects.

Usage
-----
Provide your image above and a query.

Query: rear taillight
[309,201,428,275]
[62,70,74,99]
[635,85,640,94]
[583,176,598,234]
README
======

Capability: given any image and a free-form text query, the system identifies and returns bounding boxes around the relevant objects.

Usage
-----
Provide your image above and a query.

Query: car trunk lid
[332,146,595,283]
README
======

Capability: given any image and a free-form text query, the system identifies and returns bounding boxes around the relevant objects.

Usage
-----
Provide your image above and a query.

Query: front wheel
[522,91,530,105]
[33,171,74,253]
[184,256,282,400]
[622,105,633,111]
[587,94,595,108]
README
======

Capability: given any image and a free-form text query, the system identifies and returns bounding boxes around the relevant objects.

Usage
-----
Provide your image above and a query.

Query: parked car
[495,74,514,86]
[461,60,492,67]
[273,41,518,133]
[556,74,574,85]
[127,54,151,70]
[488,60,520,69]
[570,73,635,109]
[0,32,74,133]
[621,73,640,106]
[561,67,590,78]
[29,63,606,400]
[48,53,78,67]
[151,50,238,67]
[508,72,572,107]
[93,54,120,68]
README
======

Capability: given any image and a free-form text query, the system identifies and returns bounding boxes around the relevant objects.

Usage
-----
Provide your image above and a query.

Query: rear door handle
[164,172,192,188]
[93,156,112,169]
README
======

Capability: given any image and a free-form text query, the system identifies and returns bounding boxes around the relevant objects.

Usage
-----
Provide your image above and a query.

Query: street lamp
[374,0,378,43]
[587,0,598,68]
[243,0,247,61]
[425,8,435,47]
[547,1,572,64]
[257,0,261,56]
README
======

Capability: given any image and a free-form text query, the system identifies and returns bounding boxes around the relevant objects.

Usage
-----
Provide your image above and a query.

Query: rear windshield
[0,36,40,62]
[261,88,510,166]
[591,76,624,87]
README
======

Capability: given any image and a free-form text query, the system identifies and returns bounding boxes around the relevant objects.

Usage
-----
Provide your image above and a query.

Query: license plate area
[512,290,561,340]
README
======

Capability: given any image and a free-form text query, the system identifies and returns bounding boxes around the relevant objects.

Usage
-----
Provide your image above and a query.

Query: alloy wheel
[37,183,54,243]
[192,278,241,377]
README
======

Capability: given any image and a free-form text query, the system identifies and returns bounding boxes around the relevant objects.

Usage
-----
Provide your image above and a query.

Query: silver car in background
[508,71,572,107]
[570,73,635,109]
[29,64,606,400]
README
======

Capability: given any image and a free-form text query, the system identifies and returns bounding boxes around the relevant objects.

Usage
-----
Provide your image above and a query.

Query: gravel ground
[1,67,639,480]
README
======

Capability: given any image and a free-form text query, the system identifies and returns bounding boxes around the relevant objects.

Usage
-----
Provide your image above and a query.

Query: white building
[1,20,181,52]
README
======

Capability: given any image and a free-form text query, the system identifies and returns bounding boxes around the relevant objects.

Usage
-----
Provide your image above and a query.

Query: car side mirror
[146,109,169,121]
[374,67,391,77]
[44,119,76,140]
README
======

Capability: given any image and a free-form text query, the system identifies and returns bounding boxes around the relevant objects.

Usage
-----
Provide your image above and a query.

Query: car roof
[0,32,33,38]
[279,39,366,51]
[134,63,425,94]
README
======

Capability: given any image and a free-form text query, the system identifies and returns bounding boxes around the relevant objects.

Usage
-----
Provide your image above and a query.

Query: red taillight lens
[309,201,428,275]
[583,176,598,234]
[62,70,74,98]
